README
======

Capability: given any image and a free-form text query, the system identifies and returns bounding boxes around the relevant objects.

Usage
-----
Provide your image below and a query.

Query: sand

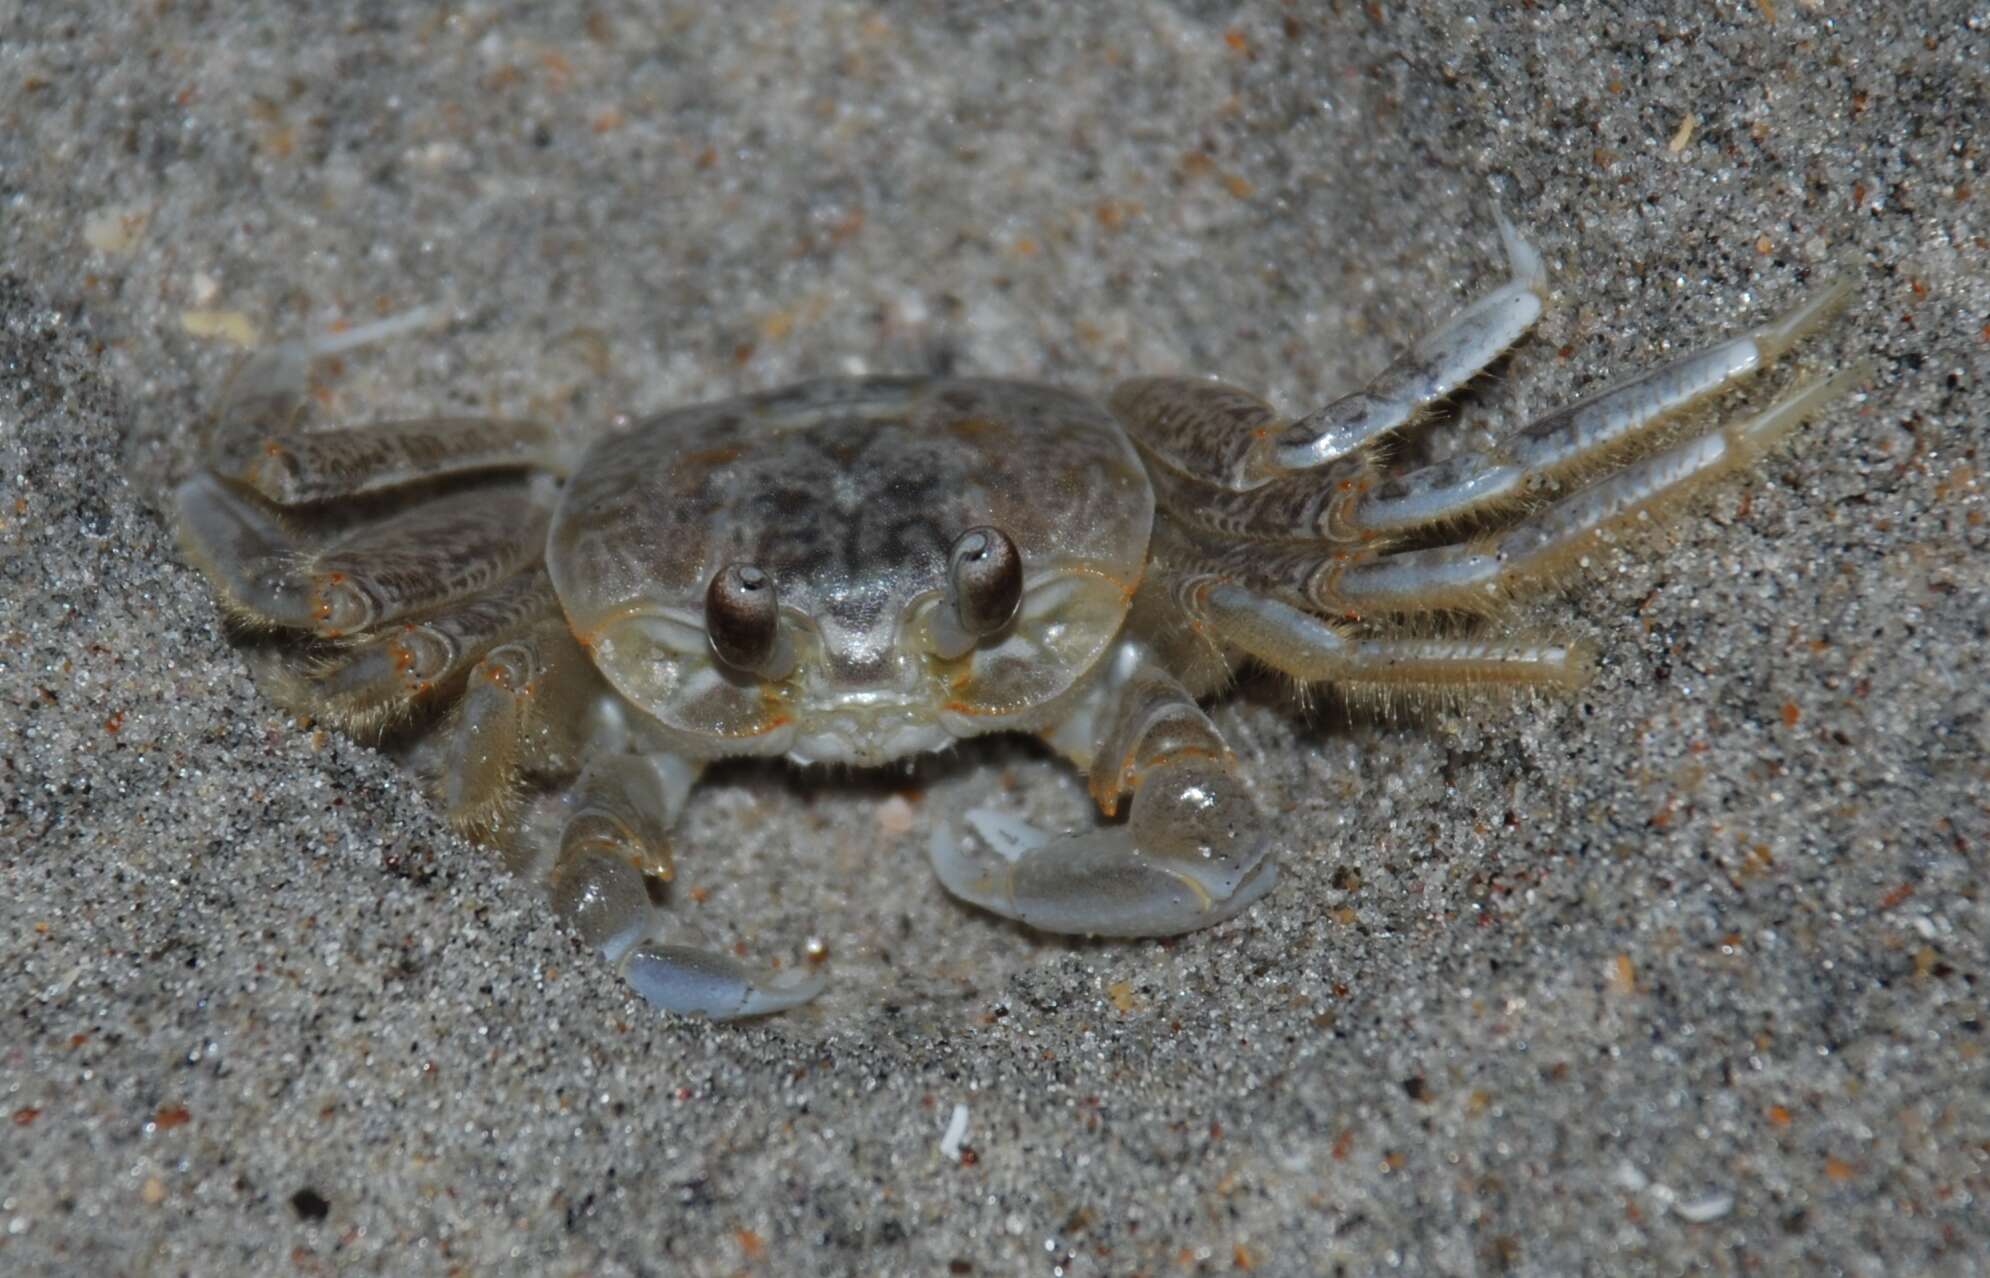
[3,2,1985,1273]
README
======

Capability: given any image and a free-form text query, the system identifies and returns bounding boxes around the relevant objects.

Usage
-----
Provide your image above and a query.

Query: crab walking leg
[1141,454,1374,546]
[1109,378,1291,493]
[306,489,552,633]
[1329,361,1876,613]
[1353,275,1856,534]
[1135,276,1855,548]
[275,569,561,735]
[1110,216,1547,490]
[930,658,1277,937]
[196,306,559,502]
[174,472,325,628]
[437,617,597,837]
[234,417,562,505]
[1266,214,1548,473]
[175,473,551,635]
[1188,578,1592,691]
[203,307,445,475]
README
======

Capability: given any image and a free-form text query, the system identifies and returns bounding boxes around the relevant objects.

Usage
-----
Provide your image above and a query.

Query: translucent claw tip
[294,303,448,358]
[1493,208,1547,295]
[621,942,826,1020]
[1755,274,1856,361]
[1734,356,1880,456]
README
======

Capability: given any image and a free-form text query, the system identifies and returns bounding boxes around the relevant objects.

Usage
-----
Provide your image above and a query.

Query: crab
[174,217,1865,1019]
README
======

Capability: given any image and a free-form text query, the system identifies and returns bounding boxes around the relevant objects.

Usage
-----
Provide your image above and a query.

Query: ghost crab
[175,217,1864,1019]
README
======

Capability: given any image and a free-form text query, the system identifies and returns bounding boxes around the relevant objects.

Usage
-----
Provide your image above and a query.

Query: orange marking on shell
[308,591,343,638]
[1141,744,1228,772]
[941,696,999,717]
[946,415,1007,439]
[677,444,745,470]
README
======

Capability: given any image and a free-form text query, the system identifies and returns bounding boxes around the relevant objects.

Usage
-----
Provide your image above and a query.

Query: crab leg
[440,637,823,1021]
[1183,577,1591,691]
[435,616,597,836]
[1329,361,1875,612]
[1111,216,1546,489]
[1133,274,1853,547]
[196,307,558,503]
[931,656,1276,937]
[272,568,561,736]
[175,474,550,635]
[202,308,441,472]
[1350,276,1855,535]
[1141,455,1374,546]
[235,417,561,504]
[549,752,825,1019]
[1267,215,1550,472]
[174,471,328,628]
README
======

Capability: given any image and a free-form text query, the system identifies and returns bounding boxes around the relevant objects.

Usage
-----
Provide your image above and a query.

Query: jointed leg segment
[1265,213,1549,473]
[543,751,825,1019]
[1352,275,1855,535]
[1184,576,1592,692]
[1111,214,1548,493]
[1117,222,1863,631]
[1329,358,1874,613]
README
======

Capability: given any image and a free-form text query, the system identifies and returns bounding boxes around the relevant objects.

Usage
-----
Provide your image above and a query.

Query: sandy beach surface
[3,2,1984,1273]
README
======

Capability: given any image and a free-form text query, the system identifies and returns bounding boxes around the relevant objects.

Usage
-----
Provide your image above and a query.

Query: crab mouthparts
[786,697,955,767]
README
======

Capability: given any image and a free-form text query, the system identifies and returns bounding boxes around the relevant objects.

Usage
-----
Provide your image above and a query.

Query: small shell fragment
[180,309,262,348]
[939,1102,970,1160]
[1673,1191,1735,1223]
[1667,112,1699,153]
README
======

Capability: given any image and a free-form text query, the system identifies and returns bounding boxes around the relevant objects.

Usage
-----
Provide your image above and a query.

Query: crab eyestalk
[925,526,1023,659]
[950,526,1023,633]
[705,562,795,679]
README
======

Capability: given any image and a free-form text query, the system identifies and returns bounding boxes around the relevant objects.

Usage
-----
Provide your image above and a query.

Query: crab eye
[948,525,1023,637]
[705,562,780,672]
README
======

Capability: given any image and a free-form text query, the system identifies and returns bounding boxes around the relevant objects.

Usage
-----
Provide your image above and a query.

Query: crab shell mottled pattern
[547,377,1154,765]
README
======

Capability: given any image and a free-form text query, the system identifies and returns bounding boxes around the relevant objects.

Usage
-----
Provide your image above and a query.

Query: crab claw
[620,944,826,1019]
[540,752,828,1020]
[928,756,1278,937]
